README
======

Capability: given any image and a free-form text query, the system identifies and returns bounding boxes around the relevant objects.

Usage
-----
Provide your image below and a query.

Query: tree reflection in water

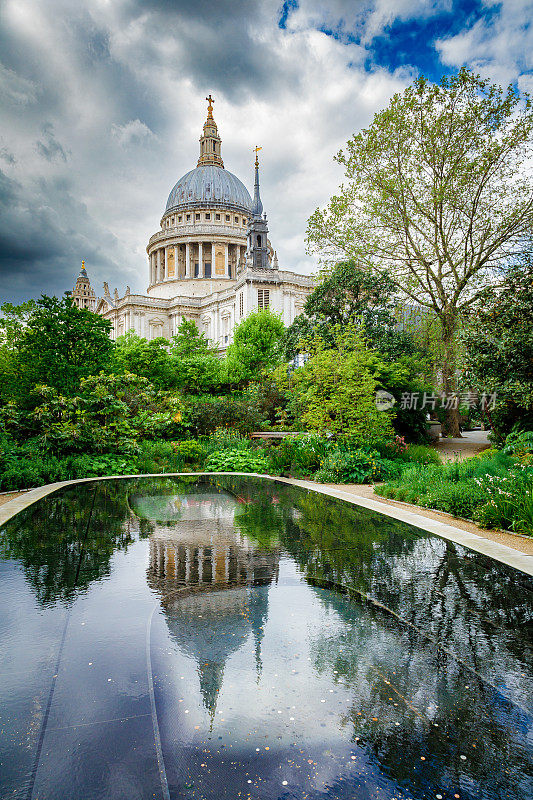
[0,475,531,800]
[221,476,533,800]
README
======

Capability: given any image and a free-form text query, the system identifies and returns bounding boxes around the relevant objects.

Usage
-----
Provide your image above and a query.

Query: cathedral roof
[165,165,252,215]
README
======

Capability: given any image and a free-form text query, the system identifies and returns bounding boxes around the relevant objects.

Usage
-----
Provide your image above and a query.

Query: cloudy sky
[1,0,532,304]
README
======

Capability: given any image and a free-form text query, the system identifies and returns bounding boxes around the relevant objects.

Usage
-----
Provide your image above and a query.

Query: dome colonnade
[147,94,251,290]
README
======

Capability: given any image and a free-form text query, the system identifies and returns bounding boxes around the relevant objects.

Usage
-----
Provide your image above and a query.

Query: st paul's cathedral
[71,96,313,351]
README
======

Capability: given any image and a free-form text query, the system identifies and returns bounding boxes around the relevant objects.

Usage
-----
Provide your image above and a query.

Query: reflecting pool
[0,476,532,799]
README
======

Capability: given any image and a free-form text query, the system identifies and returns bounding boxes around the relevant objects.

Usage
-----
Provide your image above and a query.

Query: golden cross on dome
[206,94,214,117]
[253,145,262,166]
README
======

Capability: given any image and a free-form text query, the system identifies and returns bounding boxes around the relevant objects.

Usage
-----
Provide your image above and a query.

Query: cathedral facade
[74,97,313,351]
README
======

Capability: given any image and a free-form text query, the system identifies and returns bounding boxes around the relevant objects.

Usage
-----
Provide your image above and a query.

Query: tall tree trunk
[441,311,461,438]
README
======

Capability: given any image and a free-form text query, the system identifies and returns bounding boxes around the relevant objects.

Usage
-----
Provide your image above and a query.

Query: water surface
[0,476,531,799]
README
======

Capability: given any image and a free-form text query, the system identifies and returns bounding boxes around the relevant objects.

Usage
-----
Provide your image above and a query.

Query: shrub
[315,449,379,483]
[404,444,442,466]
[136,441,179,474]
[172,440,207,469]
[204,429,252,454]
[183,395,266,436]
[503,428,533,462]
[268,434,329,478]
[204,449,271,474]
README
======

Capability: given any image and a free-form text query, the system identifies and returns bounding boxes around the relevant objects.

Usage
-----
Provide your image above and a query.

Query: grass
[375,449,533,534]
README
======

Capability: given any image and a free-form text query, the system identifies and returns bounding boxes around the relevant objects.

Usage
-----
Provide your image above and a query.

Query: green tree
[284,260,421,361]
[461,259,533,439]
[169,318,222,393]
[0,300,36,404]
[225,309,285,384]
[281,327,394,441]
[306,69,533,436]
[3,295,113,402]
[111,331,175,388]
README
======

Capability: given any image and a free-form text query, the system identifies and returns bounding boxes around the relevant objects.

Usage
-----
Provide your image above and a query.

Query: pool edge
[1,473,532,577]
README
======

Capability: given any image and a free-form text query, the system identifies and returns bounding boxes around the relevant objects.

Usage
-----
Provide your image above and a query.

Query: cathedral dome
[165,165,252,215]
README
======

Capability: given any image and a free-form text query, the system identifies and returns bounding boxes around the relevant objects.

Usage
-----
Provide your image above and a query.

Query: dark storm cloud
[0,168,127,303]
[122,0,287,100]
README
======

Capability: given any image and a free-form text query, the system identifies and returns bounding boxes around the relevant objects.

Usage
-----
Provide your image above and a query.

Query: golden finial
[253,145,262,167]
[81,260,85,269]
[206,94,214,119]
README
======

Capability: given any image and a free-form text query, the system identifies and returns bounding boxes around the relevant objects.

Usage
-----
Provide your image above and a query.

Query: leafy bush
[172,440,207,468]
[315,449,383,483]
[183,395,266,436]
[376,449,533,533]
[268,434,329,478]
[204,429,253,454]
[204,449,271,474]
[404,444,442,465]
[503,428,533,462]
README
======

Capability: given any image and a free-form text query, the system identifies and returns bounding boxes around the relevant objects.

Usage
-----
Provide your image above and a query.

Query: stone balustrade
[148,223,247,247]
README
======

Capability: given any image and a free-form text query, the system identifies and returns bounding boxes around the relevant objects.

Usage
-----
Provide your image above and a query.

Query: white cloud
[436,0,533,87]
[0,61,37,105]
[111,119,157,147]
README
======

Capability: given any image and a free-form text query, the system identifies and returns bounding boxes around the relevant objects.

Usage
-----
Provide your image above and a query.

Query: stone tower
[197,94,224,168]
[247,148,272,270]
[71,261,97,311]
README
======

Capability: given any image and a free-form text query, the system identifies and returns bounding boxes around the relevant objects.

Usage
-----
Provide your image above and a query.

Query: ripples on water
[0,476,531,799]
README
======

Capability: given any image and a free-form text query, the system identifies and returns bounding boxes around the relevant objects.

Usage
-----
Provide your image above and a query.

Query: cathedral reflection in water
[141,488,280,717]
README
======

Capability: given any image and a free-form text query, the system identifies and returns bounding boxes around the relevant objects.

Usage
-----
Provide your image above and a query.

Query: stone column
[211,242,215,277]
[156,250,161,283]
[185,242,191,278]
[198,241,203,278]
[174,245,178,279]
[224,243,229,277]
[165,246,170,280]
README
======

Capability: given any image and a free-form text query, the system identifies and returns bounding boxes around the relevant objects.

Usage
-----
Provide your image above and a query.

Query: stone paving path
[435,429,491,461]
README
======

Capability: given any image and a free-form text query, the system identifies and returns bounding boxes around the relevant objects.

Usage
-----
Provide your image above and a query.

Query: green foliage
[182,394,266,436]
[474,466,533,534]
[404,444,442,465]
[169,318,222,393]
[172,440,207,466]
[204,428,252,453]
[170,318,213,358]
[204,449,271,474]
[315,449,402,484]
[111,332,175,389]
[1,372,184,457]
[225,309,285,384]
[461,261,533,439]
[0,296,113,404]
[503,428,533,461]
[285,260,420,362]
[268,434,330,478]
[376,449,533,534]
[284,326,394,442]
